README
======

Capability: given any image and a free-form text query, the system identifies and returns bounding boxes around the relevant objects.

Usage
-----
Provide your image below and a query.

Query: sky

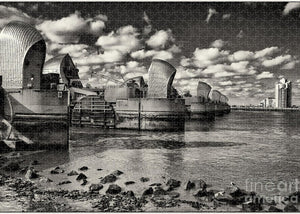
[1,2,300,105]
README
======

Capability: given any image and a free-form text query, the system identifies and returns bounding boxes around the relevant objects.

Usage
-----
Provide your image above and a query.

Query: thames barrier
[0,21,230,149]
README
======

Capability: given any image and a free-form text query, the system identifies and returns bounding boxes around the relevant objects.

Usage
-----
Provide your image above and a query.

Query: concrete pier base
[115,98,186,131]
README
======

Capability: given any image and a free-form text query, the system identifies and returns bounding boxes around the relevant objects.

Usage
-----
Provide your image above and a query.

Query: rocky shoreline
[0,153,299,212]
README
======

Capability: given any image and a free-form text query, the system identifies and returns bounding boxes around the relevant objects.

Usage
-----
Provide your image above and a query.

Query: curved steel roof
[0,21,45,88]
[197,81,212,99]
[210,90,222,102]
[147,59,176,98]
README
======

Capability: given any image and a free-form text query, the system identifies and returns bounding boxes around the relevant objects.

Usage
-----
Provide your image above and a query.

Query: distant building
[275,78,292,108]
[260,97,275,108]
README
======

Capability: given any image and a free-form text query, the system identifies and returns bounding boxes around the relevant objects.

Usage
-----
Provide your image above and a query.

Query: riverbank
[0,152,299,212]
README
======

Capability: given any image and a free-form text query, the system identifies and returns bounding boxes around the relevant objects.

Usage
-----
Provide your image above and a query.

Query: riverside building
[275,78,292,108]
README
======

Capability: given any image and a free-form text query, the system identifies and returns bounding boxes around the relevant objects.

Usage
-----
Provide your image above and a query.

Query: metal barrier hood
[147,59,176,98]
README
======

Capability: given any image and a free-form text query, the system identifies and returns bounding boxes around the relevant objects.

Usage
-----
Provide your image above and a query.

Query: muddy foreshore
[0,152,299,212]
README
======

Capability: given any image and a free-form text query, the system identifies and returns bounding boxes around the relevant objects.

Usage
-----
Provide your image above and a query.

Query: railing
[71,96,115,128]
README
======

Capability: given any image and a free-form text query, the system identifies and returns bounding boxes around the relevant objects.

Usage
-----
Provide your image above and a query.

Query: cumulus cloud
[205,8,218,23]
[219,80,233,86]
[192,48,229,68]
[229,50,254,62]
[281,60,299,70]
[96,25,140,54]
[146,29,175,49]
[210,39,227,49]
[0,5,35,28]
[261,55,291,67]
[37,11,107,43]
[57,44,89,58]
[256,71,274,79]
[131,49,173,60]
[74,50,123,66]
[283,2,300,15]
[254,46,280,58]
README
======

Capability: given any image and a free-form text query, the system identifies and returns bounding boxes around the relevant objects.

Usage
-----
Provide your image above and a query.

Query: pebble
[125,181,135,185]
[67,170,78,176]
[100,174,117,184]
[79,166,88,171]
[140,177,149,182]
[106,184,122,194]
[76,173,87,181]
[58,180,72,185]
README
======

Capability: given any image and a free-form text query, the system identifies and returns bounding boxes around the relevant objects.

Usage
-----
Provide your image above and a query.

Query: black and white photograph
[0,1,300,212]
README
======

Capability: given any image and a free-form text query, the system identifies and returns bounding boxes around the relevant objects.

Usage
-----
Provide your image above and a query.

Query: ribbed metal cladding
[147,59,176,98]
[197,81,212,99]
[210,90,222,102]
[0,21,45,89]
[43,55,67,74]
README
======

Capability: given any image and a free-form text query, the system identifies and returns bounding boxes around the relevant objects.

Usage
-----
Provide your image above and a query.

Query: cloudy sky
[1,2,300,105]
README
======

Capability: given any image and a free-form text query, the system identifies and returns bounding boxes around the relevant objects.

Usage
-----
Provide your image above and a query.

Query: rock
[100,174,117,184]
[97,168,102,171]
[284,203,298,212]
[142,187,153,196]
[30,160,38,165]
[106,184,122,194]
[140,177,149,182]
[186,180,195,190]
[79,166,88,171]
[39,177,53,183]
[67,170,78,176]
[150,183,162,186]
[168,192,180,198]
[125,181,135,185]
[2,161,20,171]
[59,180,72,185]
[89,184,103,192]
[81,179,88,186]
[269,205,283,212]
[153,186,167,196]
[193,189,207,197]
[111,170,123,176]
[25,168,39,179]
[214,192,235,204]
[76,173,87,181]
[50,169,59,174]
[50,167,64,174]
[242,201,262,212]
[166,178,181,189]
[124,190,135,197]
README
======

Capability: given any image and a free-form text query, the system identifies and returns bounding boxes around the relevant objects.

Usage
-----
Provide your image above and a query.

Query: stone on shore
[81,179,88,186]
[142,187,153,196]
[283,203,299,212]
[124,190,135,197]
[125,181,135,185]
[111,170,123,176]
[89,183,103,192]
[150,183,162,186]
[166,178,181,189]
[106,184,122,194]
[153,186,167,196]
[269,205,283,212]
[59,180,72,185]
[193,189,207,197]
[186,179,207,191]
[79,166,88,171]
[67,170,78,176]
[168,192,180,198]
[100,174,117,184]
[25,168,39,179]
[76,173,87,181]
[140,177,149,182]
